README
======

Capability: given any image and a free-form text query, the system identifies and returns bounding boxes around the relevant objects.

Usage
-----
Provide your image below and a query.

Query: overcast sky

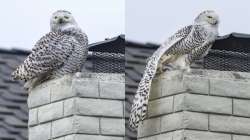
[1,1,250,50]
[0,0,125,50]
[126,0,250,44]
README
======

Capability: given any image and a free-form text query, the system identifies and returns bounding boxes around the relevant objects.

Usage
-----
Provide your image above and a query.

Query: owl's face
[195,10,219,26]
[50,10,78,32]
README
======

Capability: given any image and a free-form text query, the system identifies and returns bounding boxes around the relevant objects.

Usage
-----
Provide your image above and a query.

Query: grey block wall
[28,73,125,140]
[137,69,250,140]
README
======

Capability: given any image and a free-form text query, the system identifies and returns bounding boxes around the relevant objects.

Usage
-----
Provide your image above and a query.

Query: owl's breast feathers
[12,30,88,82]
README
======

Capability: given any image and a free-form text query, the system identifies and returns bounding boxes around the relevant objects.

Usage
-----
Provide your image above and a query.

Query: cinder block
[73,73,124,82]
[100,118,125,136]
[82,73,124,82]
[50,76,74,102]
[210,114,250,135]
[52,116,99,138]
[234,99,250,117]
[73,116,99,134]
[210,79,250,99]
[38,101,63,123]
[161,112,208,132]
[64,134,124,140]
[232,71,250,79]
[174,93,232,114]
[233,135,250,140]
[29,108,38,126]
[183,75,209,94]
[157,132,173,140]
[149,78,162,100]
[28,83,51,108]
[63,98,76,117]
[159,70,184,80]
[53,137,65,140]
[99,81,125,99]
[148,96,173,117]
[159,70,186,97]
[172,130,184,140]
[52,117,74,138]
[161,113,184,132]
[72,78,99,98]
[29,122,51,140]
[161,79,185,97]
[137,117,161,138]
[65,98,123,117]
[138,132,173,140]
[181,112,208,131]
[190,69,244,79]
[64,135,74,140]
[172,130,231,140]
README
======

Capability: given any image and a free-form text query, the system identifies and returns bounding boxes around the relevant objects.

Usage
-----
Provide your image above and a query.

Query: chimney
[137,69,250,140]
[28,73,125,140]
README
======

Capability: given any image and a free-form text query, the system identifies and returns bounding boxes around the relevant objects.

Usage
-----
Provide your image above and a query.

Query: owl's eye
[207,16,213,19]
[64,16,69,19]
[54,16,58,19]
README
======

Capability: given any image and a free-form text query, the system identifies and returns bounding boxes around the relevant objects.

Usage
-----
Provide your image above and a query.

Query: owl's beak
[209,19,218,25]
[58,18,63,24]
[213,20,218,25]
[58,18,65,24]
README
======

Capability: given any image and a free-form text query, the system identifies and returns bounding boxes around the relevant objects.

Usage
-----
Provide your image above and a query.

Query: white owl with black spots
[12,10,88,90]
[129,10,220,129]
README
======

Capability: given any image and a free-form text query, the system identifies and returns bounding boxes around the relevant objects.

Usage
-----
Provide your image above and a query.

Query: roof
[212,33,250,53]
[89,35,125,54]
[0,35,124,140]
[0,51,28,140]
[217,32,250,40]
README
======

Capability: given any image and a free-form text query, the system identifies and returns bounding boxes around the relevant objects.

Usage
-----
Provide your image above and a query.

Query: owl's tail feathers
[11,65,27,81]
[129,79,152,130]
[11,72,18,81]
[11,65,24,80]
[129,57,159,130]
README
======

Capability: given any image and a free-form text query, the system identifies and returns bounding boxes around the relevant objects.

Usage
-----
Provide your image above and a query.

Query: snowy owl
[12,10,88,90]
[129,10,219,129]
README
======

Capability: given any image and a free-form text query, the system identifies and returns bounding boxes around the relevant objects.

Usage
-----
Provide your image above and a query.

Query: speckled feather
[12,29,88,81]
[11,10,88,89]
[129,10,219,129]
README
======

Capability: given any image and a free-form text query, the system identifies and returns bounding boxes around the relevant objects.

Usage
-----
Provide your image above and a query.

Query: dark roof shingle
[0,51,28,140]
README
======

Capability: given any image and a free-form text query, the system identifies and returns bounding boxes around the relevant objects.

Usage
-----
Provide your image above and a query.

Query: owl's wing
[187,40,214,63]
[12,32,78,80]
[155,25,194,57]
[129,25,193,129]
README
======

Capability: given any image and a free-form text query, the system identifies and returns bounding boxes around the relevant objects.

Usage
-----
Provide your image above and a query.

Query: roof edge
[217,32,250,40]
[88,34,125,48]
[126,40,160,49]
[0,35,125,55]
[126,32,250,49]
[0,48,30,55]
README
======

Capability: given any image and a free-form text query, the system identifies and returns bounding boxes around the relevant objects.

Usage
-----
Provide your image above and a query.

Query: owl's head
[194,10,219,26]
[50,10,78,32]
